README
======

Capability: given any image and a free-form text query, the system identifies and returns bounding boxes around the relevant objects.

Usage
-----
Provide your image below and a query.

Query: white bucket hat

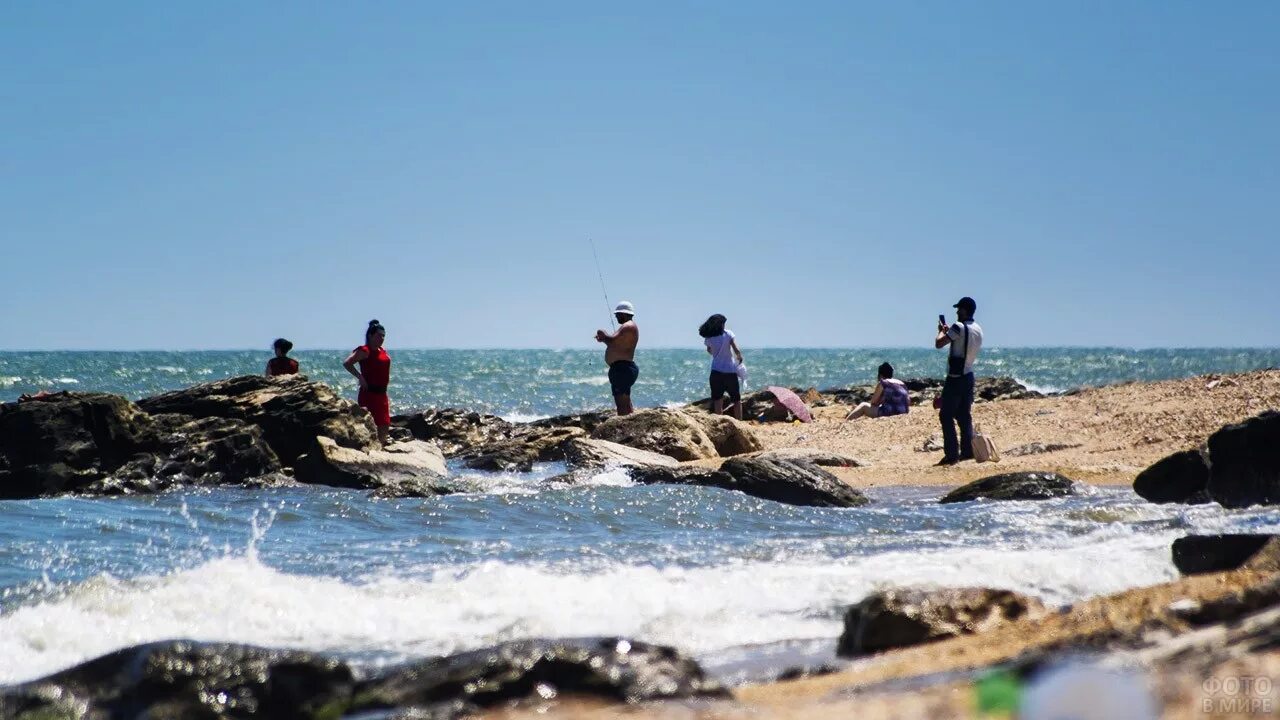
[614,300,635,316]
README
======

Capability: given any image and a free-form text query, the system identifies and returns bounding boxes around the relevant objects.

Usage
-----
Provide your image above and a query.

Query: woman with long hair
[699,313,744,420]
[343,319,392,446]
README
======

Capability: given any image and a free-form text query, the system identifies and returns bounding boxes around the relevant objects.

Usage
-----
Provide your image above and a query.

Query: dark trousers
[940,372,975,461]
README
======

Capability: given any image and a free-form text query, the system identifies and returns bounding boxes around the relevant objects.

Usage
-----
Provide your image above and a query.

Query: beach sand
[740,368,1280,489]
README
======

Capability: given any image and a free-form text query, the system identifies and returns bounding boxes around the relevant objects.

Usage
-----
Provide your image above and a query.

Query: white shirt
[705,330,738,373]
[947,321,984,374]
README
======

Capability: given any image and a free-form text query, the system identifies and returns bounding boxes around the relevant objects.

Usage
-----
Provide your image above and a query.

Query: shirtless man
[595,301,639,416]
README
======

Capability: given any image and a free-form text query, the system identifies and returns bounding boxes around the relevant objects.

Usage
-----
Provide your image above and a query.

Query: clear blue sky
[3,2,1277,350]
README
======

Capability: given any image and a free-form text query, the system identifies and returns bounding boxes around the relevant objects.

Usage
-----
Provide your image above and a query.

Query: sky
[2,1,1278,350]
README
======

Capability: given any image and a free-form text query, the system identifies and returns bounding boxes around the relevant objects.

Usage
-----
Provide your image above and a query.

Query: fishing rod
[590,238,615,331]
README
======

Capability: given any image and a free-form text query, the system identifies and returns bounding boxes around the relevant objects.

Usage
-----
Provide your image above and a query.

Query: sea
[1,348,1278,686]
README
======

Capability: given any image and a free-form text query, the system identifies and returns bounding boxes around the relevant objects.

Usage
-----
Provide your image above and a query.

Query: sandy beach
[740,369,1280,489]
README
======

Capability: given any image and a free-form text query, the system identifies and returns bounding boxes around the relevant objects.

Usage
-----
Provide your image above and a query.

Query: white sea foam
[500,413,551,424]
[1013,376,1066,394]
[0,531,1176,684]
[0,376,20,388]
[53,377,79,384]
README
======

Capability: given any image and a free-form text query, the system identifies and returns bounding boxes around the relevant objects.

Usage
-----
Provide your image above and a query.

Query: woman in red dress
[343,319,392,446]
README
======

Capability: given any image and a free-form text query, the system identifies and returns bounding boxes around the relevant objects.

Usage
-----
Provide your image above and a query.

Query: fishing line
[590,238,615,331]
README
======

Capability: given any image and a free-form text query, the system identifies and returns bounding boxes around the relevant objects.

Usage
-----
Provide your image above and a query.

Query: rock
[939,472,1077,504]
[1171,534,1279,575]
[351,637,724,712]
[27,640,355,720]
[1004,442,1084,458]
[591,409,719,461]
[295,437,452,495]
[1205,410,1280,508]
[975,377,1043,402]
[457,426,586,472]
[685,413,763,457]
[562,438,679,470]
[836,587,1047,657]
[392,408,514,457]
[714,456,870,507]
[1242,537,1280,573]
[1133,449,1212,504]
[627,465,735,487]
[526,410,615,434]
[0,392,282,498]
[746,448,867,468]
[138,374,379,464]
[920,433,945,452]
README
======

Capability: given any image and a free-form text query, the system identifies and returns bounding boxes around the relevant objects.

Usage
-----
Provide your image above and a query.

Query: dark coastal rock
[939,472,1078,504]
[627,465,735,487]
[351,638,724,712]
[27,640,355,720]
[686,413,763,457]
[686,391,790,422]
[138,374,379,464]
[294,437,452,495]
[1004,442,1084,458]
[527,410,615,434]
[1205,410,1280,508]
[561,438,679,470]
[714,456,870,507]
[0,392,282,498]
[1133,449,1212,504]
[1171,534,1279,575]
[392,408,514,457]
[837,587,1047,657]
[457,426,586,472]
[590,409,719,461]
[747,448,866,468]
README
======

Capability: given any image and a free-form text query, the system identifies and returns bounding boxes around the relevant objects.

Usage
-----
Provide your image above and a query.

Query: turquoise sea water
[2,347,1278,418]
[1,348,1278,686]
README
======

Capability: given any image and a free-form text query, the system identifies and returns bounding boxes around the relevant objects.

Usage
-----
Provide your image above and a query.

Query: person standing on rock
[265,338,299,377]
[934,297,984,465]
[344,319,392,446]
[699,314,745,420]
[595,301,639,416]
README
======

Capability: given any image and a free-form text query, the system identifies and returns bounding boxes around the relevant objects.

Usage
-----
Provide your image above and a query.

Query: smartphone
[938,314,947,326]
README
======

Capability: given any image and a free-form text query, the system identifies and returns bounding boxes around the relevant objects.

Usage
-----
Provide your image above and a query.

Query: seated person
[265,338,300,377]
[846,362,910,419]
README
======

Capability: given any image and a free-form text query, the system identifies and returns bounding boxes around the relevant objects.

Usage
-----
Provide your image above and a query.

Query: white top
[706,330,738,373]
[947,321,984,374]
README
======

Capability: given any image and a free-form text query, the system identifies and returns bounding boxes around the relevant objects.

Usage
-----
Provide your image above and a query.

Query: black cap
[953,297,977,313]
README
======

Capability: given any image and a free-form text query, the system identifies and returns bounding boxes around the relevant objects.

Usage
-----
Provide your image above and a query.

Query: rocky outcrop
[591,409,720,461]
[1003,442,1083,458]
[392,408,514,456]
[745,448,866,468]
[1133,449,1211,504]
[294,437,452,495]
[1171,534,1279,575]
[527,410,615,434]
[138,374,379,464]
[1205,410,1280,508]
[714,456,870,507]
[627,465,735,487]
[0,392,282,499]
[562,438,680,470]
[0,637,722,719]
[686,413,763,457]
[837,587,1047,656]
[456,426,586,472]
[939,472,1077,504]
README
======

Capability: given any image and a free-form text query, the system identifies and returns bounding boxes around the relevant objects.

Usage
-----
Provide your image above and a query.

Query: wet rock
[939,472,1077,504]
[1171,534,1279,575]
[627,465,735,487]
[295,437,451,494]
[562,438,679,470]
[457,426,586,472]
[526,410,615,434]
[31,640,355,720]
[686,414,763,457]
[1004,442,1084,458]
[1205,410,1280,508]
[351,638,724,712]
[0,392,282,498]
[1134,449,1211,504]
[392,408,514,457]
[746,448,866,468]
[591,409,719,461]
[138,374,379,464]
[975,377,1043,402]
[837,587,1047,657]
[715,456,870,507]
[0,683,92,720]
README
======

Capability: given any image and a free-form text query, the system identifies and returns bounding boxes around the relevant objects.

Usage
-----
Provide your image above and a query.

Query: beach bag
[973,425,1000,463]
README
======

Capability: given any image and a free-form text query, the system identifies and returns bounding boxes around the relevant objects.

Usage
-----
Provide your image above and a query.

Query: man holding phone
[934,297,984,465]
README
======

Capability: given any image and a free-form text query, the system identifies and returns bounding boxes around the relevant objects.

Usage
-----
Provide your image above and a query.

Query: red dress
[267,357,299,376]
[356,344,392,427]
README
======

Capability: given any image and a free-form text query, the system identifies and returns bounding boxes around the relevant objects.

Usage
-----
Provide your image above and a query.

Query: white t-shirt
[706,330,738,373]
[947,321,984,374]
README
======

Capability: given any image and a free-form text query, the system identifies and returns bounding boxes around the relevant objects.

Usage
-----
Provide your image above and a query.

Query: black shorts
[709,370,740,402]
[608,360,639,397]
